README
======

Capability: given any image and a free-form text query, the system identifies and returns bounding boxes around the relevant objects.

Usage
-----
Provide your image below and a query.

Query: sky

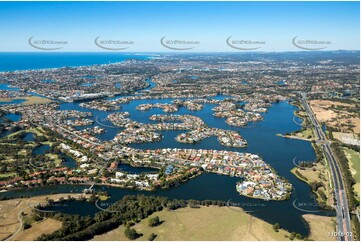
[0,1,359,52]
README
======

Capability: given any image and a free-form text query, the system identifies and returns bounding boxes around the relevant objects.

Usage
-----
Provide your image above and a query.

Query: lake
[0,53,333,236]
[0,99,334,236]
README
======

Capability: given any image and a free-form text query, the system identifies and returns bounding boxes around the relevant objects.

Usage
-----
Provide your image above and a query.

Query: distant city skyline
[0,1,359,52]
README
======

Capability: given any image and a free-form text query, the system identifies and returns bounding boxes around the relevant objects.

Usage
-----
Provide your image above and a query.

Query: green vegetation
[291,127,315,140]
[124,226,140,240]
[331,142,360,240]
[343,147,360,186]
[311,141,325,163]
[156,168,202,189]
[294,170,308,181]
[351,214,360,241]
[23,221,32,230]
[93,204,312,241]
[36,195,227,241]
[291,164,333,210]
[289,232,303,240]
[331,142,359,209]
[272,223,281,232]
[148,216,160,227]
[0,96,53,106]
[148,233,157,241]
[309,181,323,192]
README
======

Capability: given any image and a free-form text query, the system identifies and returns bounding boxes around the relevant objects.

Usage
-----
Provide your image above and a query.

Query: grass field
[46,153,63,164]
[343,147,360,198]
[0,96,53,106]
[93,206,296,241]
[310,100,360,134]
[5,128,41,139]
[291,162,334,207]
[302,214,336,241]
[25,127,44,137]
[0,193,87,241]
[11,218,62,241]
[289,128,315,140]
[0,172,16,178]
[0,195,336,241]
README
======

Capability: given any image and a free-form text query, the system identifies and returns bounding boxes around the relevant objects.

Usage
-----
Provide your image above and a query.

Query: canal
[0,97,335,236]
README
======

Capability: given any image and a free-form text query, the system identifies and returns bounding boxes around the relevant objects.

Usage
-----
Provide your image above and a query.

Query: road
[300,92,352,241]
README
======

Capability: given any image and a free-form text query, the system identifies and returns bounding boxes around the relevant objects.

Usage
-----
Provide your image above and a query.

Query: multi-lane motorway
[300,92,353,241]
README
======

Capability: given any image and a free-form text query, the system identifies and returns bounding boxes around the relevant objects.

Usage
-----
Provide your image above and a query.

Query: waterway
[0,54,334,236]
[0,53,152,72]
[0,96,334,236]
[118,164,158,174]
[32,144,77,168]
[0,99,25,106]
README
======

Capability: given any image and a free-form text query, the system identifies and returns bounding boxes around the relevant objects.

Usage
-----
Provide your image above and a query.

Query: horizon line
[0,50,359,54]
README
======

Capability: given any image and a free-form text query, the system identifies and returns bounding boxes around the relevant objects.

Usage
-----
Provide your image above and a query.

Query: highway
[300,92,353,241]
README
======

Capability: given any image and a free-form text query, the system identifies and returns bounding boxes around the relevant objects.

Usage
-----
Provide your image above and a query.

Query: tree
[124,226,138,240]
[272,223,280,232]
[148,233,157,241]
[0,165,6,173]
[32,213,43,222]
[148,216,160,227]
[23,221,32,230]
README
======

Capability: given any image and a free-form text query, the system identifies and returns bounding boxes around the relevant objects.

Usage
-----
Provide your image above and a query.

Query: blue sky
[0,1,359,52]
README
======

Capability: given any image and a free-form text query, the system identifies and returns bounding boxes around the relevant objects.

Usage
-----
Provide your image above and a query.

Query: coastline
[0,53,153,73]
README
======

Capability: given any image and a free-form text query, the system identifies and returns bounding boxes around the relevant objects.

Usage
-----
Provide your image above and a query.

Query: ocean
[0,52,151,72]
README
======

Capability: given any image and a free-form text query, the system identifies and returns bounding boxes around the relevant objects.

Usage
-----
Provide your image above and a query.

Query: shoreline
[0,96,54,106]
[0,53,153,73]
[0,193,91,241]
[277,133,312,141]
[0,193,308,240]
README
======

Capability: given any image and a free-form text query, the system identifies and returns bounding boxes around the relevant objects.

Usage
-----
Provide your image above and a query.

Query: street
[300,92,352,241]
